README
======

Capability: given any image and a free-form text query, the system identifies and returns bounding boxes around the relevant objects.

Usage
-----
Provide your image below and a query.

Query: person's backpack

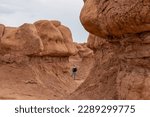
[72,67,77,72]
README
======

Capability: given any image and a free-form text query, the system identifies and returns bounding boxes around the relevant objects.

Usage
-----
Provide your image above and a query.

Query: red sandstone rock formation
[1,24,43,55]
[80,0,150,38]
[34,20,77,56]
[75,43,94,58]
[0,20,78,99]
[70,0,150,99]
[78,43,93,58]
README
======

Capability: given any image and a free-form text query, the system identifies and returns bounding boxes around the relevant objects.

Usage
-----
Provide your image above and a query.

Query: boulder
[80,0,150,38]
[1,24,43,55]
[34,20,77,56]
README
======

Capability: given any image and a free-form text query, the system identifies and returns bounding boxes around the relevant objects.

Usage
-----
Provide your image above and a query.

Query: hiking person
[71,65,77,80]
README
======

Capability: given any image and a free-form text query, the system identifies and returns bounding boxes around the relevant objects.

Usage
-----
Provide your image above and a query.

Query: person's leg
[71,72,75,79]
[71,72,73,77]
[73,72,76,80]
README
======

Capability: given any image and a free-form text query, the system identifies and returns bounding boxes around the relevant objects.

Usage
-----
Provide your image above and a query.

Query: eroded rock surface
[34,20,77,56]
[0,20,78,99]
[1,24,43,55]
[70,0,150,100]
[75,43,94,58]
[80,0,150,38]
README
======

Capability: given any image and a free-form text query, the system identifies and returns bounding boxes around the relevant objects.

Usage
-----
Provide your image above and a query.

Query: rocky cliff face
[70,0,150,99]
[0,20,78,99]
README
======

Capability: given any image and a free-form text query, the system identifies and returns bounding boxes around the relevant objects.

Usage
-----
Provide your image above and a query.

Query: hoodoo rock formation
[80,0,150,38]
[34,20,77,56]
[1,0,149,100]
[70,0,150,99]
[0,20,78,99]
